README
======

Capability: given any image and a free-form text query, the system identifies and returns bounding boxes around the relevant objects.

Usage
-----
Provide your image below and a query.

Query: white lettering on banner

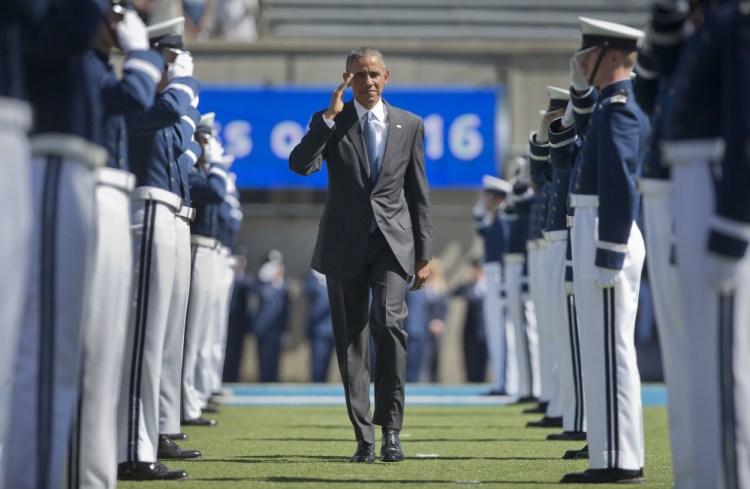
[219,113,485,162]
[448,114,483,161]
[270,121,305,159]
[423,114,444,160]
[223,120,253,158]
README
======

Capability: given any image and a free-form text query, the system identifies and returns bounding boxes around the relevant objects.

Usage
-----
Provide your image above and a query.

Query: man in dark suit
[289,47,432,464]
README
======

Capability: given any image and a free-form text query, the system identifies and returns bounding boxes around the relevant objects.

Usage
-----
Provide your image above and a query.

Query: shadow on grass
[208,454,563,463]
[199,476,554,485]
[244,437,557,443]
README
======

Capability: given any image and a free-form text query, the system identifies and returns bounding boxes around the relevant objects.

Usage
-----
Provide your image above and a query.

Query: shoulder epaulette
[610,90,629,105]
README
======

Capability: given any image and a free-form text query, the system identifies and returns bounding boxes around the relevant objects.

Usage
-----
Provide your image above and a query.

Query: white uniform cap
[199,112,215,128]
[579,17,644,52]
[545,86,570,112]
[146,17,185,47]
[482,175,513,194]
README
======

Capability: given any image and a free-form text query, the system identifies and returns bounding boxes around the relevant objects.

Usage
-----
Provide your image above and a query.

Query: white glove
[595,267,622,288]
[570,48,595,92]
[116,11,149,52]
[168,51,194,80]
[564,280,575,295]
[705,253,742,294]
[537,113,550,144]
[190,95,199,108]
[561,100,575,128]
[204,137,224,163]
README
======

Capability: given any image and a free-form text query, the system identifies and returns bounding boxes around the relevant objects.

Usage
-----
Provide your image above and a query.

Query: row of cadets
[524,114,562,428]
[182,112,229,429]
[659,1,750,487]
[67,2,165,487]
[631,1,693,487]
[534,86,588,441]
[559,17,649,484]
[117,15,202,481]
[504,162,541,406]
[2,0,112,488]
[473,176,518,395]
[209,155,242,394]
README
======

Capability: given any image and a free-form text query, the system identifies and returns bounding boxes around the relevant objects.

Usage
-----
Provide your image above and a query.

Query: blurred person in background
[248,250,289,382]
[212,0,258,41]
[404,259,448,382]
[223,255,252,382]
[183,0,213,39]
[452,260,489,383]
[304,269,335,383]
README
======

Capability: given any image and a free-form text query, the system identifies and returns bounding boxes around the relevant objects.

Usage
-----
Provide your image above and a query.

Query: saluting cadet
[0,0,46,458]
[67,3,165,488]
[525,154,562,428]
[3,1,109,488]
[182,114,227,427]
[633,2,695,487]
[117,16,201,481]
[561,18,648,484]
[474,175,518,396]
[662,3,746,487]
[548,51,600,460]
[537,86,587,443]
[504,165,541,404]
[704,4,750,487]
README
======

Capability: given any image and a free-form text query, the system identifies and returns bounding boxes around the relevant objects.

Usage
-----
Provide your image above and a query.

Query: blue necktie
[364,112,379,185]
[364,112,379,232]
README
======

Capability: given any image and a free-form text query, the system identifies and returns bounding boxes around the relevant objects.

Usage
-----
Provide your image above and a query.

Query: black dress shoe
[164,432,189,441]
[380,428,404,462]
[562,445,589,460]
[561,468,643,484]
[202,405,221,414]
[514,395,539,404]
[526,416,563,428]
[484,389,508,396]
[158,435,202,460]
[117,461,188,480]
[182,417,217,426]
[547,431,587,441]
[523,401,549,414]
[350,441,375,463]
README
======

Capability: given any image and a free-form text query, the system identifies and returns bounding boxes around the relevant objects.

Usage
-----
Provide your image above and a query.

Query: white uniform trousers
[158,212,192,435]
[531,241,561,415]
[572,205,645,471]
[481,261,517,394]
[195,248,223,405]
[210,249,235,395]
[545,232,586,433]
[505,254,540,399]
[3,135,103,489]
[65,169,134,489]
[182,237,218,421]
[640,178,695,489]
[0,98,32,453]
[663,139,726,488]
[118,188,181,463]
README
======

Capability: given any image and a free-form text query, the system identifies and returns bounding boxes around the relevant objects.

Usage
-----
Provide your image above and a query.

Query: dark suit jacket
[289,100,432,280]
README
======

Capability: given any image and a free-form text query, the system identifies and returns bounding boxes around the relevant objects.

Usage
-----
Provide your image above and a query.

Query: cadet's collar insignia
[610,90,629,105]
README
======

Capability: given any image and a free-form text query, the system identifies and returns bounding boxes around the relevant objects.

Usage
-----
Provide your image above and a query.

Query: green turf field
[119,404,672,488]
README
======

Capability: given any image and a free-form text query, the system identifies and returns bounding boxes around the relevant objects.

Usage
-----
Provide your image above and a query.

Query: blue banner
[199,85,503,189]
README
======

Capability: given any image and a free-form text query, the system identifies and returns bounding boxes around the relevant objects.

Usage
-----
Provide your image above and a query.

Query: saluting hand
[323,73,353,121]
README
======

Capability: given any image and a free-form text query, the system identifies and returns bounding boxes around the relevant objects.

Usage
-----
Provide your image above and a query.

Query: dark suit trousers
[326,229,409,445]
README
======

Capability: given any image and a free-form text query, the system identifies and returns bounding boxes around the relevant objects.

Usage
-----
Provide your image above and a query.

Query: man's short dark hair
[346,47,386,72]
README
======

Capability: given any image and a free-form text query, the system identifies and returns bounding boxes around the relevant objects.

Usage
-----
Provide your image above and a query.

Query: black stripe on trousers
[602,288,619,468]
[567,294,584,432]
[127,201,157,461]
[39,157,61,489]
[67,363,85,489]
[719,292,738,489]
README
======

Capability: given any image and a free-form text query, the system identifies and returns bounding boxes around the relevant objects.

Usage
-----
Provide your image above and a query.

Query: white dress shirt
[322,99,389,173]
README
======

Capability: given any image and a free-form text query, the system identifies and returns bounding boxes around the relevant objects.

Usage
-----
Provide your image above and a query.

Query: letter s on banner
[223,120,253,158]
